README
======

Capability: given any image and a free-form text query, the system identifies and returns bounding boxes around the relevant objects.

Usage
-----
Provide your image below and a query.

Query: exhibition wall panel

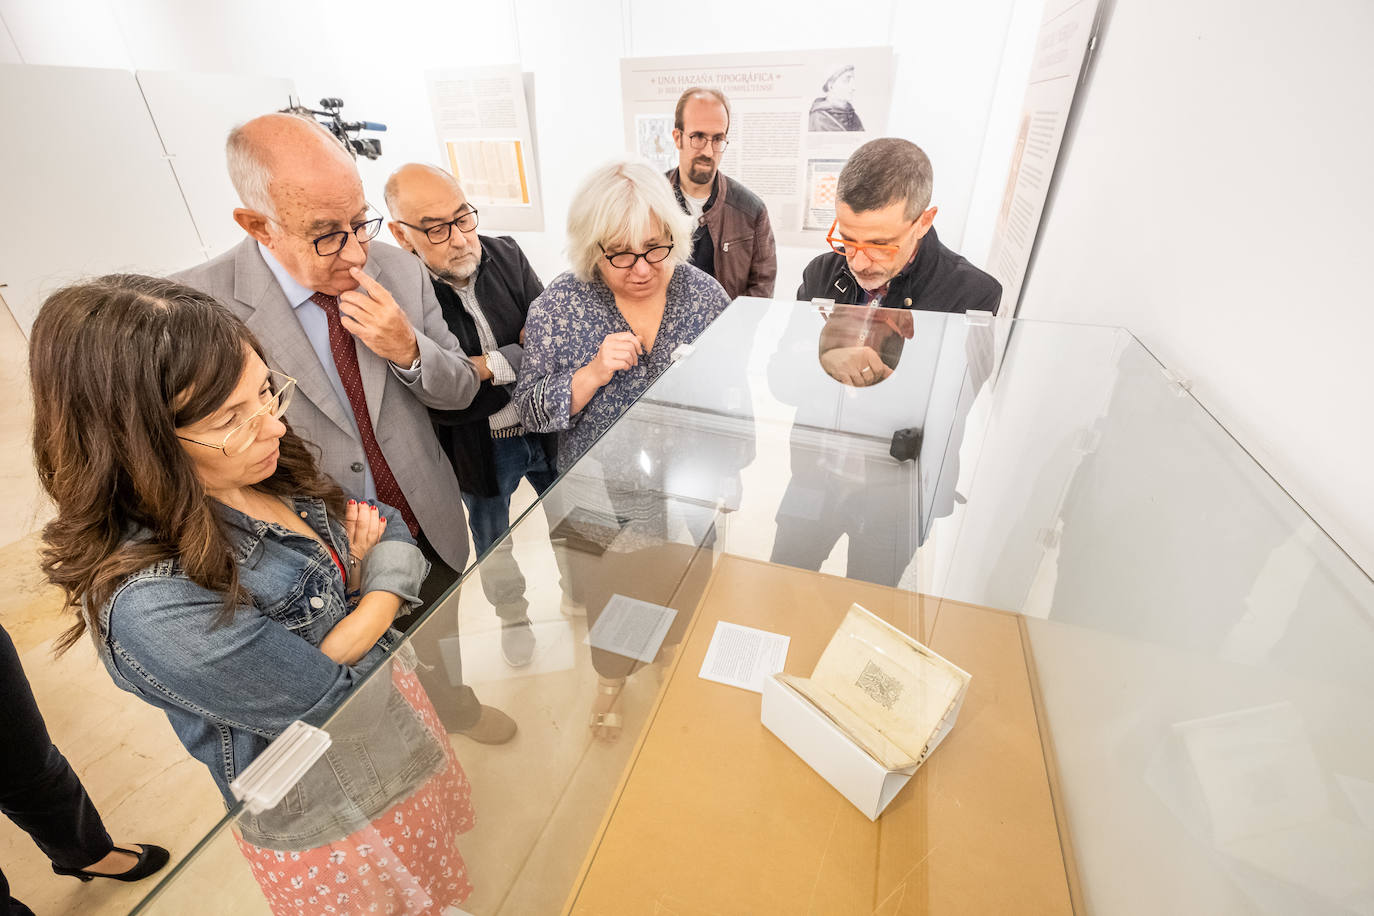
[0,0,131,68]
[135,70,297,258]
[0,63,205,331]
[0,0,1024,304]
[1011,0,1374,573]
[0,16,17,63]
[624,0,1023,293]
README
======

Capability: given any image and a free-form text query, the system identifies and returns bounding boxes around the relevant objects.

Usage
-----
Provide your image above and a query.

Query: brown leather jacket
[666,168,777,300]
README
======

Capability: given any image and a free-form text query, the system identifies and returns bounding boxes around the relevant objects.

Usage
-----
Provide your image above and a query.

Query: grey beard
[436,259,478,287]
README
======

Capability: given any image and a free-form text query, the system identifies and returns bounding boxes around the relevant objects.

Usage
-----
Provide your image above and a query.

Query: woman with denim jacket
[28,275,475,914]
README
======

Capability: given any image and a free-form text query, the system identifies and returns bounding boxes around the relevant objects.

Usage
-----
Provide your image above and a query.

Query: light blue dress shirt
[257,243,421,501]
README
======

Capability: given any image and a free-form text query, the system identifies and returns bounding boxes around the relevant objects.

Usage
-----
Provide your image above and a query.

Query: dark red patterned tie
[311,292,420,536]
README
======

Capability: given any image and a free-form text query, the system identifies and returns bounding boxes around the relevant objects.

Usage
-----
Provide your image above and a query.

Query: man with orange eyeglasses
[798,137,1001,317]
[766,138,1000,588]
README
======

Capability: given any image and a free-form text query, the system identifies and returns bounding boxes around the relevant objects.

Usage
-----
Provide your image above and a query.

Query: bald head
[385,163,481,285]
[227,113,373,296]
[384,163,462,223]
[227,113,359,218]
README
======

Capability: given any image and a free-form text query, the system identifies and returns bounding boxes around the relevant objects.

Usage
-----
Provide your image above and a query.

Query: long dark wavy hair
[29,274,347,654]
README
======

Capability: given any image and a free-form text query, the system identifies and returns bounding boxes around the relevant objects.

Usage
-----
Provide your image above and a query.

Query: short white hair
[566,159,694,283]
[225,113,342,218]
[226,122,276,217]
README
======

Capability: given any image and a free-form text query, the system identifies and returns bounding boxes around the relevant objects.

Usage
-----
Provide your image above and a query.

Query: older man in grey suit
[174,112,515,743]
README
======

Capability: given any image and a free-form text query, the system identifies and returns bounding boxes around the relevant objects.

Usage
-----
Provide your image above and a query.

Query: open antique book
[777,603,971,771]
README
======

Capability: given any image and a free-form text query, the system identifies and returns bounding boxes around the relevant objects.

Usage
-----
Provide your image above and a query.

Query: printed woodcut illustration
[778,603,971,770]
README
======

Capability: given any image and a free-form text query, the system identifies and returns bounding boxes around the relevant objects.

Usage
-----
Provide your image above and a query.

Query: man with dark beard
[385,163,556,668]
[665,87,776,300]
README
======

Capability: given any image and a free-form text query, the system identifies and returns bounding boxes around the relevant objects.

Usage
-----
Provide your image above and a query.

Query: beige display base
[563,554,1079,915]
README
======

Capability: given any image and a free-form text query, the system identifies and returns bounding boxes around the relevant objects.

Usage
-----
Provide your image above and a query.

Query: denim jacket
[93,497,441,850]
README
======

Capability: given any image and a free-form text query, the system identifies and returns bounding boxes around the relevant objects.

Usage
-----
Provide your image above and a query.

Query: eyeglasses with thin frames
[599,242,674,269]
[177,371,297,456]
[395,207,480,245]
[685,132,728,153]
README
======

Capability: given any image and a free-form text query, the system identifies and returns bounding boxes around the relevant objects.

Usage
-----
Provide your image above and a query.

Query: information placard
[425,64,543,232]
[621,48,894,247]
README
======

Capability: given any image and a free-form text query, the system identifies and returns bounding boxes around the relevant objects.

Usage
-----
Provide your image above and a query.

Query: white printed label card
[698,621,791,693]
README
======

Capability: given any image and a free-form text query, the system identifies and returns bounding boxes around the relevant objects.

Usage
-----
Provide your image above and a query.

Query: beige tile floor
[0,295,53,549]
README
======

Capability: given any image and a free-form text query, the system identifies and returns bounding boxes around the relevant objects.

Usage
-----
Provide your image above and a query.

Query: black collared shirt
[796,227,1003,315]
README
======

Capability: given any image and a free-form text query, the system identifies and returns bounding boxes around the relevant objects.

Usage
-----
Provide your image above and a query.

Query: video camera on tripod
[279,97,387,160]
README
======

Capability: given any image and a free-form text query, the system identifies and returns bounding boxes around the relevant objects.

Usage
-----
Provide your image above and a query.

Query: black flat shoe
[52,844,171,883]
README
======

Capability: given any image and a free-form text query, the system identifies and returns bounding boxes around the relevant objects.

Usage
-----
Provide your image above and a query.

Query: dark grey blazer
[173,238,479,572]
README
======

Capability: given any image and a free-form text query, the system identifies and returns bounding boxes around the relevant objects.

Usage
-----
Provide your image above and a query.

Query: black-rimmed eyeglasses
[395,207,480,245]
[306,208,384,256]
[599,243,674,269]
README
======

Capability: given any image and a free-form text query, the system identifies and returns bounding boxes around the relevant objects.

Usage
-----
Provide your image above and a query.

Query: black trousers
[1,624,114,914]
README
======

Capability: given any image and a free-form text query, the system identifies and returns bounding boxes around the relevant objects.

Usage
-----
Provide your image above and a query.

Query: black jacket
[796,227,1002,315]
[666,168,777,300]
[428,235,557,498]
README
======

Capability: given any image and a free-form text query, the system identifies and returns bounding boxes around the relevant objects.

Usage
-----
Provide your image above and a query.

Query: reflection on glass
[542,388,748,741]
[129,301,1374,916]
[766,303,993,587]
[817,304,912,387]
[234,655,475,912]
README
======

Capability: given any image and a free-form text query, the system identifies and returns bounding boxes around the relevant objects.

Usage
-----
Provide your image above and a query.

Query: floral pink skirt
[235,667,475,915]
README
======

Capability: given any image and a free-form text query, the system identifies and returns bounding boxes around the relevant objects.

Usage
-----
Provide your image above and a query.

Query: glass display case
[128,299,1374,915]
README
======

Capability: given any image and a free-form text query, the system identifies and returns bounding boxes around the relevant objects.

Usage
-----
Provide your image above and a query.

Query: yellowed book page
[809,605,969,764]
[777,674,916,769]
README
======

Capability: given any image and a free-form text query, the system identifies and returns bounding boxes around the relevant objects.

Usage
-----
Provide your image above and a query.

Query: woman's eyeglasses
[177,371,297,456]
[599,243,674,269]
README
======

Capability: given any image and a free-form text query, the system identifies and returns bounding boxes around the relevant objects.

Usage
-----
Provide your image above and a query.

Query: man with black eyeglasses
[385,162,565,668]
[665,87,776,300]
[174,113,518,744]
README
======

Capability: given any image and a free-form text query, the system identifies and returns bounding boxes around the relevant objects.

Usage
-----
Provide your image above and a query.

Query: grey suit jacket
[173,238,479,572]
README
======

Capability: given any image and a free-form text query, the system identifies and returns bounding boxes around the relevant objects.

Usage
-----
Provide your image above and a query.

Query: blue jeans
[461,434,559,621]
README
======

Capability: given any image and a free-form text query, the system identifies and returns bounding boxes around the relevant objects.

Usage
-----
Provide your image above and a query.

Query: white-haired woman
[514,159,730,472]
[514,160,731,740]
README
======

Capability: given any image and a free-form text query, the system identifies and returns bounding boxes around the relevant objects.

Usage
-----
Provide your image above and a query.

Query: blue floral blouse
[514,263,731,469]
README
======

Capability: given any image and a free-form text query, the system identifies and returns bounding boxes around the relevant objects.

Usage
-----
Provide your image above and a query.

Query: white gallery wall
[0,0,1028,547]
[1015,0,1374,574]
[0,0,1020,307]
